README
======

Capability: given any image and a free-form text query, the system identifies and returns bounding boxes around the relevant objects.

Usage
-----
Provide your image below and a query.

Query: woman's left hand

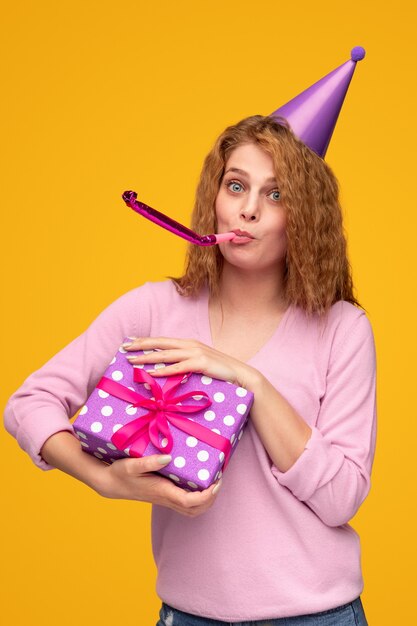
[122,337,261,391]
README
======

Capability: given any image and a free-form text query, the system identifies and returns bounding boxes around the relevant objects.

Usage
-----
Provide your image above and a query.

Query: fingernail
[126,355,137,360]
[212,480,222,495]
[157,455,172,464]
[122,342,133,348]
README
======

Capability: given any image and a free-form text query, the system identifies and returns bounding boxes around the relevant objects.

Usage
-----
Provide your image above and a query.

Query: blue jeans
[156,597,368,626]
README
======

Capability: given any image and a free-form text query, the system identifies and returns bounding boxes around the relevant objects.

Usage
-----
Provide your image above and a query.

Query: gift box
[72,338,254,491]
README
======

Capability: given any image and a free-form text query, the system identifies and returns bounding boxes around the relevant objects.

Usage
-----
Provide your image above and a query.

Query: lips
[231,229,255,239]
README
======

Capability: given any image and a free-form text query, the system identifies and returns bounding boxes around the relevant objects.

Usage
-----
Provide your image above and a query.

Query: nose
[240,193,260,222]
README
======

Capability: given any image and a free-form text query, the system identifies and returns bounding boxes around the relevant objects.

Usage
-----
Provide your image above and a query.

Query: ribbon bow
[96,367,232,469]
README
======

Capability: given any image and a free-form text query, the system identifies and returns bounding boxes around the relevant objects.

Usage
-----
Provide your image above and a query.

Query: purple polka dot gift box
[72,338,254,491]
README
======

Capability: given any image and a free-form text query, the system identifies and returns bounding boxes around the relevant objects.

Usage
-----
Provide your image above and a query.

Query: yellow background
[1,1,416,624]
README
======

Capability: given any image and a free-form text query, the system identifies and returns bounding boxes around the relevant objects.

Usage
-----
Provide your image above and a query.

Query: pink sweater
[3,280,377,621]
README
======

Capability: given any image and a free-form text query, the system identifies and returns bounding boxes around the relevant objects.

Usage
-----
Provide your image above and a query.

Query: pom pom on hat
[351,46,366,61]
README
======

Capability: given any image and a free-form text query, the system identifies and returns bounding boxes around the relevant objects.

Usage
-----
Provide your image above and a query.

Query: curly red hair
[170,115,362,318]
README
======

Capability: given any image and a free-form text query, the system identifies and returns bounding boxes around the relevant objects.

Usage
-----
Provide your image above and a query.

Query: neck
[211,261,287,317]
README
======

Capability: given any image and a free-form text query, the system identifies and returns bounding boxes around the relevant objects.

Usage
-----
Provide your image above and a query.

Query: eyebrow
[224,167,277,183]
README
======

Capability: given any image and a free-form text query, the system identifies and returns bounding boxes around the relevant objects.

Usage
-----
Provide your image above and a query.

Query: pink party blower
[122,190,236,246]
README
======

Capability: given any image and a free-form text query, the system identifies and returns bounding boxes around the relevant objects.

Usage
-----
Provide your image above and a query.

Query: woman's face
[215,142,287,274]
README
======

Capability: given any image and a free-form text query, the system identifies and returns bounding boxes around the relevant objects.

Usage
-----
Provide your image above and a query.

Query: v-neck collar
[195,284,294,366]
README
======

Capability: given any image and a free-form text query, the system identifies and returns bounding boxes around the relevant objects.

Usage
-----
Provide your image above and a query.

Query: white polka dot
[76,430,87,439]
[169,474,180,482]
[211,428,221,434]
[197,450,209,462]
[154,363,166,369]
[128,386,135,391]
[223,415,235,426]
[237,403,247,415]
[133,363,144,369]
[186,436,198,447]
[230,434,236,444]
[106,442,117,450]
[174,456,186,468]
[112,370,123,381]
[98,389,109,399]
[201,376,212,385]
[219,452,225,462]
[180,375,189,384]
[97,448,107,454]
[101,406,113,417]
[198,469,210,481]
[144,383,151,390]
[90,421,103,433]
[125,404,137,416]
[160,438,169,448]
[192,395,203,400]
[79,405,88,415]
[213,392,225,403]
[204,410,216,422]
[124,448,130,456]
[94,452,103,459]
[187,481,198,489]
[236,387,248,397]
[110,356,116,365]
[238,430,244,440]
[112,423,123,433]
[80,441,89,448]
[119,346,127,354]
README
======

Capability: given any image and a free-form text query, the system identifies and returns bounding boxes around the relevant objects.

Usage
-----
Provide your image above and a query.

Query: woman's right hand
[40,432,221,517]
[95,454,222,517]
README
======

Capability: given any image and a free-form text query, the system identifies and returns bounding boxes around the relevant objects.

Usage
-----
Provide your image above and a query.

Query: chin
[225,256,278,272]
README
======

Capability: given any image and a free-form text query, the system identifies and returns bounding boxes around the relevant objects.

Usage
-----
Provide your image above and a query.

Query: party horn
[122,190,236,246]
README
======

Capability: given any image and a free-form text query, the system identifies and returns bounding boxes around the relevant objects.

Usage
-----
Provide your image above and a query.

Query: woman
[4,115,375,625]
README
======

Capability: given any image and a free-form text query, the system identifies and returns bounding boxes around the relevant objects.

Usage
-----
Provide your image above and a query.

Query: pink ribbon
[96,368,232,469]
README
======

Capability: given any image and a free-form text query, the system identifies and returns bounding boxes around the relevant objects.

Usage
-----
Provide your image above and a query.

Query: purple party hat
[270,47,366,158]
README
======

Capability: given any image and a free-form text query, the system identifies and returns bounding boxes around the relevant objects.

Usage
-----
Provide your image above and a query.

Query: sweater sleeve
[271,309,377,527]
[3,283,151,471]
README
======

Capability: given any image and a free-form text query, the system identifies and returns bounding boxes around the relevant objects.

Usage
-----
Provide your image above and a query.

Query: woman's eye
[269,190,281,202]
[227,180,244,193]
[225,180,280,201]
